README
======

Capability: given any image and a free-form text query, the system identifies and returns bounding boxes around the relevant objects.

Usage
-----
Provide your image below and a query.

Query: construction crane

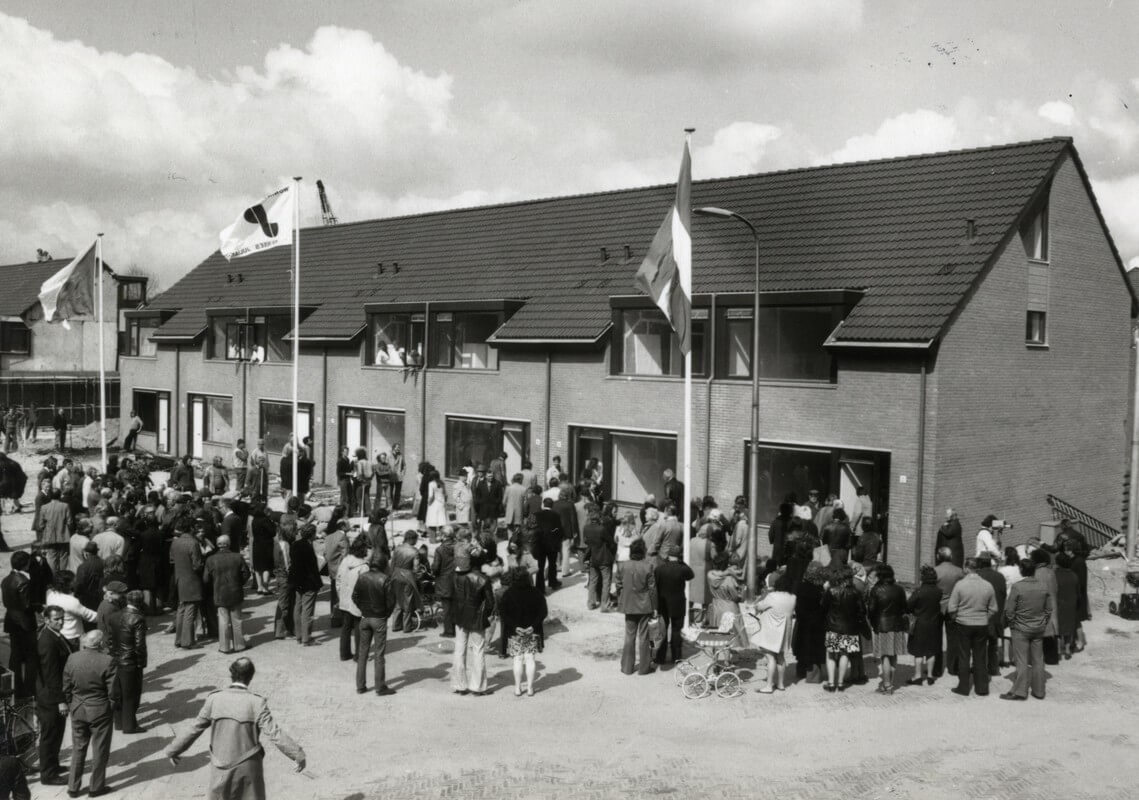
[316,180,338,226]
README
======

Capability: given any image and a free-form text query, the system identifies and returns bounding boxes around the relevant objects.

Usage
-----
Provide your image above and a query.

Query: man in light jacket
[947,557,998,697]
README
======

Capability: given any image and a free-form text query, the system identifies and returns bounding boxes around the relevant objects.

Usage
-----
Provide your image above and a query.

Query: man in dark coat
[107,590,148,733]
[551,491,580,576]
[74,542,105,613]
[653,543,694,664]
[170,519,205,648]
[471,465,503,537]
[388,531,420,633]
[583,511,617,611]
[532,498,563,593]
[976,553,1008,675]
[205,535,251,653]
[936,508,965,568]
[219,498,246,551]
[431,530,457,637]
[2,551,38,698]
[36,605,72,785]
[0,450,27,518]
[351,552,398,695]
[64,630,116,796]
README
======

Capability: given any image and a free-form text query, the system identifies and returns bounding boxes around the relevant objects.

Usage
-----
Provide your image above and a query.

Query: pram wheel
[715,671,744,698]
[405,610,422,633]
[1109,601,1118,615]
[681,672,710,700]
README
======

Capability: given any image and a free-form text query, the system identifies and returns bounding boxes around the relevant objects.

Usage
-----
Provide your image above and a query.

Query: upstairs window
[1026,310,1047,345]
[0,321,30,355]
[611,307,707,377]
[716,304,839,382]
[1020,199,1049,261]
[365,312,425,366]
[125,316,159,357]
[431,311,501,370]
[209,314,293,362]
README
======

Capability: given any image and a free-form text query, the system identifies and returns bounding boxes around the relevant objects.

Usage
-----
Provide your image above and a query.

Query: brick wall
[930,153,1132,557]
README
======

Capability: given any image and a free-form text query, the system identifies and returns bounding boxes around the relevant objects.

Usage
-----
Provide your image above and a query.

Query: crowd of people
[0,441,1099,798]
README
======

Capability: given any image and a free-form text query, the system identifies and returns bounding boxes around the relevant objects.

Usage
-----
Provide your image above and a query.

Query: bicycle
[0,681,38,772]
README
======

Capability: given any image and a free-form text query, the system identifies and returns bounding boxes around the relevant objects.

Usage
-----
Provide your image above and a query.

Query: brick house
[119,137,1135,580]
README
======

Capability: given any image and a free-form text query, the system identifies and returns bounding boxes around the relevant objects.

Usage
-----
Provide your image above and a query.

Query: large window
[341,407,405,459]
[570,427,677,506]
[0,322,30,355]
[445,416,529,478]
[260,400,314,454]
[189,394,233,445]
[1020,199,1049,261]
[611,307,707,377]
[365,312,425,366]
[716,304,838,382]
[132,389,170,452]
[208,314,293,362]
[431,311,501,369]
[124,317,159,357]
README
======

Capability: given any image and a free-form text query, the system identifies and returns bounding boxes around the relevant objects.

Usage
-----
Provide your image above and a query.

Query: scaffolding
[0,373,120,429]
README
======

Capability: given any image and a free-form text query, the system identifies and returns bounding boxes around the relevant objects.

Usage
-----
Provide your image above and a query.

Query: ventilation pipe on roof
[624,245,632,260]
[965,219,977,241]
[393,262,400,274]
[600,247,608,261]
[376,262,384,276]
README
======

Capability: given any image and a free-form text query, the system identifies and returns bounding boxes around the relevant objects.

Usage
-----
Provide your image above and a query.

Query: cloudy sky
[2,0,1138,289]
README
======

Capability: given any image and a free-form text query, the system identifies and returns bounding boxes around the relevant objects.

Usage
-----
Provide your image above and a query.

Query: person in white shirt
[975,515,1003,559]
[542,477,562,503]
[45,570,97,648]
[546,456,562,488]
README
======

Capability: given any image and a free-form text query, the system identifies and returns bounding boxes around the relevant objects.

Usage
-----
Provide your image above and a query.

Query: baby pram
[676,612,747,699]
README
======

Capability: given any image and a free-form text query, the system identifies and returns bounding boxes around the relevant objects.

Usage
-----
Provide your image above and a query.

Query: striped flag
[38,240,97,330]
[635,140,692,354]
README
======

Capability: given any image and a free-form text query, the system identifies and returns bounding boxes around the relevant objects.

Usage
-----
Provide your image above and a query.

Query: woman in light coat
[336,535,369,661]
[750,572,797,693]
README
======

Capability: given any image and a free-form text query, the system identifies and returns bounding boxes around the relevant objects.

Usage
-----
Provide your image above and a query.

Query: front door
[157,394,170,453]
[190,397,205,458]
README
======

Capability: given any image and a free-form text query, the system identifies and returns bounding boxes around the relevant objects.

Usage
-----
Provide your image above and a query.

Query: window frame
[0,321,31,355]
[609,306,709,378]
[1025,310,1048,346]
[188,392,235,446]
[124,316,159,358]
[208,313,292,362]
[131,388,171,452]
[714,301,841,383]
[444,415,530,479]
[364,312,426,367]
[258,399,316,455]
[1020,198,1050,263]
[429,310,503,370]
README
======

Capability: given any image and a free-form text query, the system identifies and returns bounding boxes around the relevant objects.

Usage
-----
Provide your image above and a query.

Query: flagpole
[682,128,694,616]
[96,233,107,470]
[292,177,302,499]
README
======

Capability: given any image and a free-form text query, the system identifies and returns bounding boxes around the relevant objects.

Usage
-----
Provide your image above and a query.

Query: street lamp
[694,206,760,599]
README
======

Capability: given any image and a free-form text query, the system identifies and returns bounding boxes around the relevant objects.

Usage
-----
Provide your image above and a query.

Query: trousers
[357,616,388,690]
[218,605,246,652]
[36,701,66,777]
[587,563,612,608]
[274,580,295,638]
[113,666,143,731]
[175,601,200,648]
[1010,629,1046,699]
[955,623,990,695]
[452,628,487,692]
[69,710,112,794]
[294,590,317,644]
[655,613,685,664]
[534,545,559,591]
[621,614,653,675]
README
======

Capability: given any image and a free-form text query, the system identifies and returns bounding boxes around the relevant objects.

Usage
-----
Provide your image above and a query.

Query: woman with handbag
[867,564,908,693]
[498,566,548,696]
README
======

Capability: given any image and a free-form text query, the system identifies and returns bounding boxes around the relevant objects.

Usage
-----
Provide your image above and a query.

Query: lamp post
[694,206,760,599]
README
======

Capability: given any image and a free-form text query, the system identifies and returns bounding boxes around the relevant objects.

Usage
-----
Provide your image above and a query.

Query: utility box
[1039,519,1061,547]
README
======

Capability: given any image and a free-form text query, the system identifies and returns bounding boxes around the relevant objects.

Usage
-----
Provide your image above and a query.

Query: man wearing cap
[108,590,148,733]
[63,630,116,797]
[96,581,127,638]
[171,518,205,648]
[450,543,496,696]
[167,657,306,798]
[653,544,694,664]
[206,535,252,654]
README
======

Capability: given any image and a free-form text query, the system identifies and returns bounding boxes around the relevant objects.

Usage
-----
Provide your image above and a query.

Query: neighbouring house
[118,137,1135,580]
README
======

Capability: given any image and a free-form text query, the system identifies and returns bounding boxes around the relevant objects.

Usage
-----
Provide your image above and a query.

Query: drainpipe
[703,294,717,494]
[912,355,928,582]
[321,346,328,485]
[241,307,249,444]
[419,301,429,462]
[544,350,552,470]
[173,344,181,456]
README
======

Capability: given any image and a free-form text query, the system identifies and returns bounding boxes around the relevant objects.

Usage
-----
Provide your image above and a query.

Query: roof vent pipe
[624,245,632,260]
[965,219,976,241]
[600,247,608,261]
[393,262,400,274]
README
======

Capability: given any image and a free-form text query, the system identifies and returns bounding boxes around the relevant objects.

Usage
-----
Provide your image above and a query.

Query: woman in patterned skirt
[867,564,908,693]
[821,564,866,692]
[498,566,548,696]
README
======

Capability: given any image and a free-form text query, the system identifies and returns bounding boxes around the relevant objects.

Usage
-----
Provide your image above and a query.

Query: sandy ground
[2,446,1139,799]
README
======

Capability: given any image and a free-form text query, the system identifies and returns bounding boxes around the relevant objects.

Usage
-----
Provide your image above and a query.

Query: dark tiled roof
[149,138,1097,344]
[0,258,73,317]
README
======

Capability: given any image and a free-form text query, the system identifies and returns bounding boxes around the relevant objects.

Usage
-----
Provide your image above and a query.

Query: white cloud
[822,110,959,164]
[1038,100,1076,127]
[1091,173,1139,271]
[483,0,863,72]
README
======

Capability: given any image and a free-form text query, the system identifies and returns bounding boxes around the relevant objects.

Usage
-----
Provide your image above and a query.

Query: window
[0,322,30,355]
[611,307,707,377]
[716,304,838,382]
[119,281,144,303]
[1026,311,1047,345]
[209,314,293,362]
[132,389,170,452]
[259,400,314,454]
[1020,200,1049,261]
[125,317,159,357]
[445,416,529,478]
[189,394,234,445]
[431,311,501,369]
[365,312,425,366]
[570,426,677,505]
[341,408,405,459]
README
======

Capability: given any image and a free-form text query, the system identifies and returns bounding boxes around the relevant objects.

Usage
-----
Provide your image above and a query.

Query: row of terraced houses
[82,137,1136,581]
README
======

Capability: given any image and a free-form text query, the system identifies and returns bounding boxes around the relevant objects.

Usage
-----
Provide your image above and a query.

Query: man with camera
[976,515,1007,560]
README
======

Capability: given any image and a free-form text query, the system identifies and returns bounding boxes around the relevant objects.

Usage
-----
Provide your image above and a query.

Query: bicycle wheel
[681,672,710,700]
[715,671,744,699]
[0,711,37,770]
[404,610,422,633]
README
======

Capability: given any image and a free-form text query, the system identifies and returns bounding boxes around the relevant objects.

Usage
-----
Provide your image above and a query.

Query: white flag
[38,240,97,329]
[219,185,295,260]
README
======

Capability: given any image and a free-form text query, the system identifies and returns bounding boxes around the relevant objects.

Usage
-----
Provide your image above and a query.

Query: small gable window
[1020,199,1049,262]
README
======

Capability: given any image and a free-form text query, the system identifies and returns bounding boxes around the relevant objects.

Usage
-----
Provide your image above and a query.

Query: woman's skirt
[825,631,861,654]
[873,630,906,658]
